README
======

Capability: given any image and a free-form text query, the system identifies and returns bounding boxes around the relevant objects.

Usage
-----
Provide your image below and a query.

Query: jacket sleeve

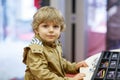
[57,44,78,74]
[23,44,74,80]
[61,58,78,74]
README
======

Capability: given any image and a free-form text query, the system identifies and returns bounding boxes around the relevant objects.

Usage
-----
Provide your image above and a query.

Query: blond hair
[32,6,66,33]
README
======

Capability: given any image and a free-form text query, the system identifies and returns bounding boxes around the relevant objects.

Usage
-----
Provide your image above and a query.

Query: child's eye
[42,25,48,28]
[53,25,60,29]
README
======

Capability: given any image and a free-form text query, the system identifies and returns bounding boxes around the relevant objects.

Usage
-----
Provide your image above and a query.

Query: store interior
[1,0,120,80]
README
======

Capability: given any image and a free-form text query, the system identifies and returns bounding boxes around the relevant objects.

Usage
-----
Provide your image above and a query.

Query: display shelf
[91,51,120,80]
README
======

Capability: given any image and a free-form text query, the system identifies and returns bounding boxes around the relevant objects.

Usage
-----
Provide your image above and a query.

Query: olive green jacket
[23,37,78,80]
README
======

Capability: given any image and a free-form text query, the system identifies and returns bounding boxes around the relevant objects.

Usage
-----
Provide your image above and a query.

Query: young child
[23,6,88,80]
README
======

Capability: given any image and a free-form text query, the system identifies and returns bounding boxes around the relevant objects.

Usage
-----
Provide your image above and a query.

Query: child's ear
[34,29,38,34]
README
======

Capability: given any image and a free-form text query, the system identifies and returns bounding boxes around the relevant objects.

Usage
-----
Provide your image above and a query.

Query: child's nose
[49,27,54,31]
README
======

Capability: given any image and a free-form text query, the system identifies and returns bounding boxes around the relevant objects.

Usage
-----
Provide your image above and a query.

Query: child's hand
[72,73,85,80]
[76,61,88,71]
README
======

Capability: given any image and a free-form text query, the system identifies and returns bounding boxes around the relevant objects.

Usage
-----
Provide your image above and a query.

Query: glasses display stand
[91,51,120,80]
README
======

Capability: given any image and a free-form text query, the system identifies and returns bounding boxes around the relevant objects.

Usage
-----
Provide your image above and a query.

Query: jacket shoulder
[29,37,44,53]
[23,44,43,64]
[29,44,43,53]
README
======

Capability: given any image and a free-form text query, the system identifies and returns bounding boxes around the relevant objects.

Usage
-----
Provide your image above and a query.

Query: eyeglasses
[107,71,115,78]
[97,69,106,78]
[101,61,109,67]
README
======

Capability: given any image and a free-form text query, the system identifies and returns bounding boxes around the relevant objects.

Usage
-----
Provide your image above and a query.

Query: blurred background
[0,0,120,79]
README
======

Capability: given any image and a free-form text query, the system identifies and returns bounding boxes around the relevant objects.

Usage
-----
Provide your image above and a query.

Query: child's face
[35,22,61,43]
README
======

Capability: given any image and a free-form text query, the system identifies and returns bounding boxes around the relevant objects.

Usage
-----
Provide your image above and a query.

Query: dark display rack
[91,51,120,80]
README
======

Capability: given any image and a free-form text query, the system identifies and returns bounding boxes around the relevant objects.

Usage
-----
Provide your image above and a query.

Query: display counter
[80,49,120,80]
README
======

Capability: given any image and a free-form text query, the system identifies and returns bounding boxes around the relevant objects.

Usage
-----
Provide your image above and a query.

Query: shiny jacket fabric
[23,37,78,80]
